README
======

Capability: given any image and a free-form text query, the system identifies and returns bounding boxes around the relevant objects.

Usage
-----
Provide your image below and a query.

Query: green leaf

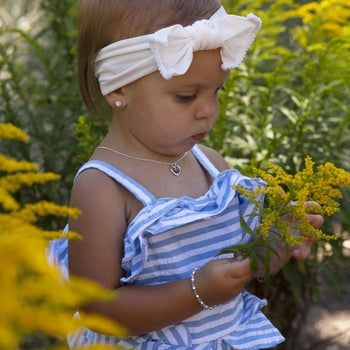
[239,216,257,238]
[216,243,253,258]
[250,248,259,272]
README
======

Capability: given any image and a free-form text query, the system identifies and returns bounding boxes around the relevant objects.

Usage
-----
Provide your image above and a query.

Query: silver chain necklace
[97,146,188,176]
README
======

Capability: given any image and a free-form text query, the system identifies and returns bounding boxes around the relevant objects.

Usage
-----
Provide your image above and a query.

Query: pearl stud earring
[115,100,123,108]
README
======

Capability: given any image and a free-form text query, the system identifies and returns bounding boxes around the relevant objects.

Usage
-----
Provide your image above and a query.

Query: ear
[105,89,127,110]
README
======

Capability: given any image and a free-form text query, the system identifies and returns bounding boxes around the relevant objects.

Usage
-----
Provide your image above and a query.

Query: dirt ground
[295,256,350,350]
[297,306,350,349]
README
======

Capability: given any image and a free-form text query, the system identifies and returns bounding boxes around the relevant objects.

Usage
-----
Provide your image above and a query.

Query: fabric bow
[148,9,262,79]
[95,7,261,96]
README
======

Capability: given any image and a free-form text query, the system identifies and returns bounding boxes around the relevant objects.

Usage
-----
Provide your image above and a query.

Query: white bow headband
[95,6,262,96]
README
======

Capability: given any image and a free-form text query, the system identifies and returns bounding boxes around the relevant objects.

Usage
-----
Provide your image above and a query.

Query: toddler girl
[50,0,324,348]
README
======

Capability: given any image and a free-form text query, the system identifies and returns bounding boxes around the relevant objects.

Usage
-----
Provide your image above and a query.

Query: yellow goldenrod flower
[219,156,350,279]
[0,123,29,141]
[0,123,126,349]
[0,172,60,192]
[14,201,80,224]
[0,154,38,173]
[286,0,350,39]
[0,187,20,211]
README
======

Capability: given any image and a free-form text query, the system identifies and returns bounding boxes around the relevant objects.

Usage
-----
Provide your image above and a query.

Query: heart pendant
[170,164,181,176]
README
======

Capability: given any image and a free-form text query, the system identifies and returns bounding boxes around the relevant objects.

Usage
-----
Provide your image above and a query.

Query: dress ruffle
[121,169,265,284]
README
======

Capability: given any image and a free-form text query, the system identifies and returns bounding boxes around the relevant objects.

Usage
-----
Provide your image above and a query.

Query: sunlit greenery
[1,0,349,349]
[210,2,350,348]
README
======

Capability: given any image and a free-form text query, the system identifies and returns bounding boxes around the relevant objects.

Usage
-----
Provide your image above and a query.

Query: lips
[192,132,207,141]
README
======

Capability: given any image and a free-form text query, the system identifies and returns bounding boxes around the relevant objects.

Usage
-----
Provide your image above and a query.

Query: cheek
[153,112,190,141]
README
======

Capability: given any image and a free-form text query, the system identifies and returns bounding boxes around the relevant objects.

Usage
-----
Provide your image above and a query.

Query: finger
[232,254,244,262]
[307,213,324,229]
[292,242,311,260]
[223,257,252,279]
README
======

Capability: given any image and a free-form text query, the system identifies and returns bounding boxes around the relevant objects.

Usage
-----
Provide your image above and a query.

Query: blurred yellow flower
[0,123,126,349]
[14,201,80,224]
[0,172,60,192]
[286,0,350,38]
[0,154,38,173]
[0,123,29,141]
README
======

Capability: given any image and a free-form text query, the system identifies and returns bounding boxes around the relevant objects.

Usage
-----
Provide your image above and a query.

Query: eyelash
[176,95,196,103]
[175,87,224,103]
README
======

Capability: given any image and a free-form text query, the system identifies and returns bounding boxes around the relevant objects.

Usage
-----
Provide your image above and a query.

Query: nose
[195,97,218,121]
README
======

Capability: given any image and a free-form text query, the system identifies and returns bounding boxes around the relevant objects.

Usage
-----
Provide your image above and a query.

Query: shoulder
[70,166,143,226]
[70,167,129,224]
[196,144,230,172]
[68,168,129,289]
[72,167,125,199]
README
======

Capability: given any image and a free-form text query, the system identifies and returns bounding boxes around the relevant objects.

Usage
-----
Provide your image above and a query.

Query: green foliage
[208,1,350,348]
[212,1,350,173]
[1,0,350,349]
[75,115,106,164]
[0,0,84,221]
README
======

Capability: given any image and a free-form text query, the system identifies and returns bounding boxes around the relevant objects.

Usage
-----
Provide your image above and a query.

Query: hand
[291,211,324,260]
[193,257,252,307]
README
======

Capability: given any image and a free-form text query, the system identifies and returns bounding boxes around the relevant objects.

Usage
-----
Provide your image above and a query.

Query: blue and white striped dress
[49,145,284,349]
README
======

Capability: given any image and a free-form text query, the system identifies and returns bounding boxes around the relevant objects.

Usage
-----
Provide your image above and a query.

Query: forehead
[127,49,229,92]
[169,50,229,86]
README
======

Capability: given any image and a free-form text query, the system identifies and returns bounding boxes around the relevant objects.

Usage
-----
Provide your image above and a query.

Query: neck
[96,144,189,176]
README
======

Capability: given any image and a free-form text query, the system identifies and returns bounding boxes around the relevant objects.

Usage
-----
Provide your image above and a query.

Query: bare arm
[82,258,252,335]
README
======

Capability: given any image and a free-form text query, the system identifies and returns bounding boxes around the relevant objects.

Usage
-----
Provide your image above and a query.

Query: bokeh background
[1,0,349,349]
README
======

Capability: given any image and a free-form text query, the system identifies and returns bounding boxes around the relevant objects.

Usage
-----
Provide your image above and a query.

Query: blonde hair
[77,0,222,116]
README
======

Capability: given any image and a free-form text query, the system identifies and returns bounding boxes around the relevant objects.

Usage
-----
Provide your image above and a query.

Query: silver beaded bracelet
[190,267,216,310]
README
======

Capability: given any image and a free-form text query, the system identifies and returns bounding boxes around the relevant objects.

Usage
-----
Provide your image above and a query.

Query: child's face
[120,49,229,155]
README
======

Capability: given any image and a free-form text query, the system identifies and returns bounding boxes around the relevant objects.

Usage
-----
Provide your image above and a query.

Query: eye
[175,94,196,103]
